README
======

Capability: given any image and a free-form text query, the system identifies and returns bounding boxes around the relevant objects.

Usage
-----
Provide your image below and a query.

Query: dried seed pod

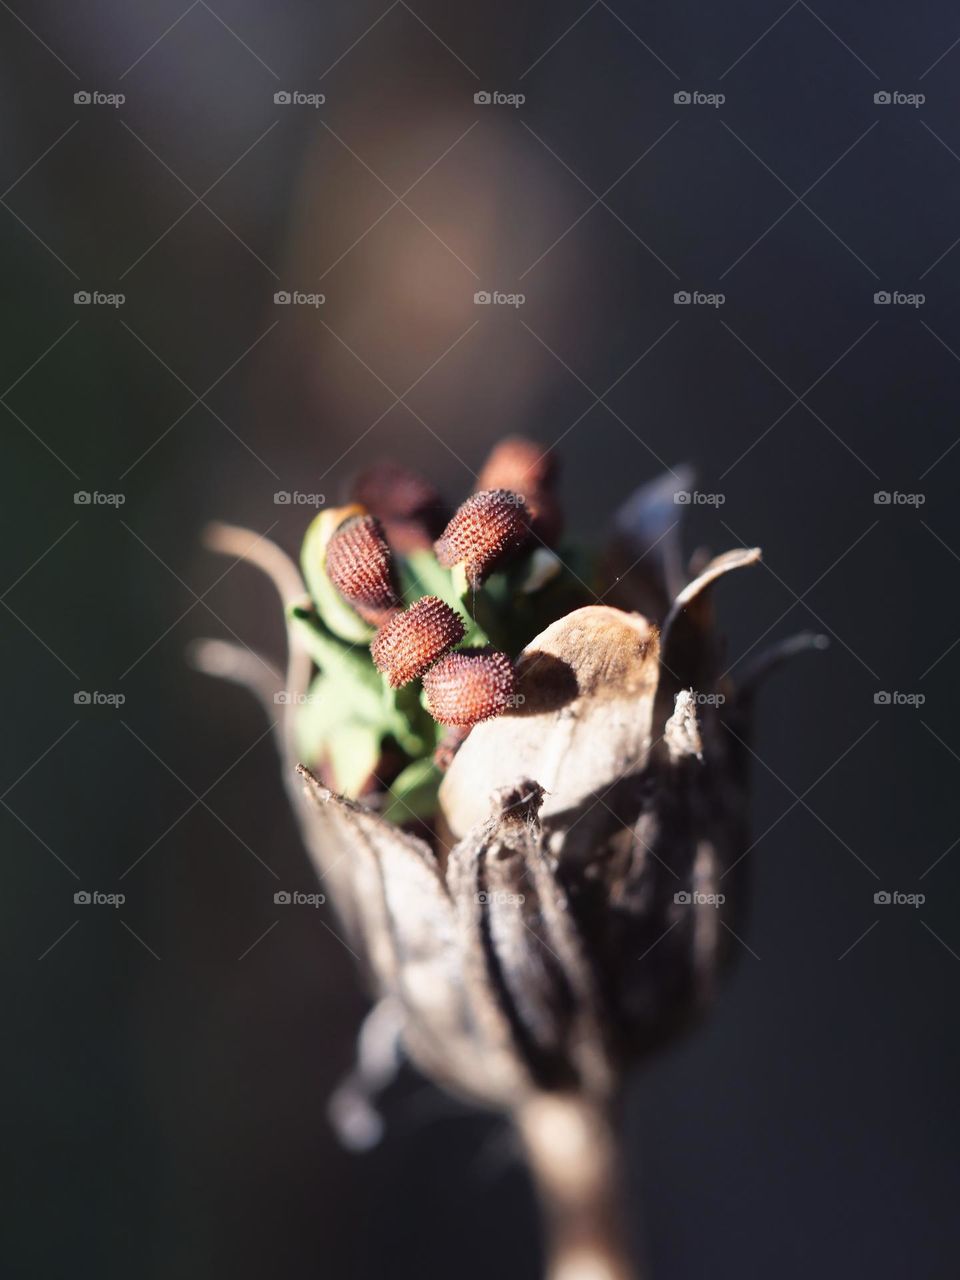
[325,513,399,625]
[370,596,466,687]
[350,461,448,553]
[477,439,562,546]
[423,649,516,726]
[434,489,532,586]
[477,436,558,494]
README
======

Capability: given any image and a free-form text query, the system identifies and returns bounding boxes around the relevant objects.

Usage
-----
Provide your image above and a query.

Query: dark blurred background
[3,2,959,1276]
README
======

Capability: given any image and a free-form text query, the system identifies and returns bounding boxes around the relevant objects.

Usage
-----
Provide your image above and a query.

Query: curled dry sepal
[197,445,824,1280]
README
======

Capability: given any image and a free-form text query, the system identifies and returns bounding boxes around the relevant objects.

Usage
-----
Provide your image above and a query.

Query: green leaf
[382,757,443,825]
[328,723,384,798]
[301,510,373,644]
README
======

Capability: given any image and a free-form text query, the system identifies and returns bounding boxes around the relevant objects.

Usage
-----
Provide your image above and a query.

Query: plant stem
[515,1093,641,1280]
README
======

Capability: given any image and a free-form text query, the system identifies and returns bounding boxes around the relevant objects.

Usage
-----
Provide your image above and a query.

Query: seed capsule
[325,513,399,624]
[434,489,532,586]
[370,596,466,687]
[477,436,557,494]
[477,438,562,546]
[423,650,516,726]
[350,461,447,554]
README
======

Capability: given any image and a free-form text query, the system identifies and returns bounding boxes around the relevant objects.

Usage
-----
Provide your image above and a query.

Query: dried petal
[370,596,466,687]
[423,650,516,726]
[434,489,532,586]
[325,513,399,624]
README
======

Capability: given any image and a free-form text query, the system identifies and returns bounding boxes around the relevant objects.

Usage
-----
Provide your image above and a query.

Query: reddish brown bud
[325,513,399,625]
[423,650,516,727]
[370,595,466,687]
[477,436,558,495]
[350,461,448,554]
[434,489,532,586]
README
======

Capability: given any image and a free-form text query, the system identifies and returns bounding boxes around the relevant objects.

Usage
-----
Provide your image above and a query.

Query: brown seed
[434,489,532,586]
[423,650,516,726]
[350,461,448,553]
[477,436,558,495]
[325,513,399,624]
[370,596,466,687]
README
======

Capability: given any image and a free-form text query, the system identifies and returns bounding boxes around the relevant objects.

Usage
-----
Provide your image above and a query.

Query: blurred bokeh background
[4,2,960,1276]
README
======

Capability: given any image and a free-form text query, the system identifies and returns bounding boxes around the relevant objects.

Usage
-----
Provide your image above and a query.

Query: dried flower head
[201,444,824,1280]
[350,461,447,553]
[370,595,466,687]
[422,649,516,726]
[325,513,399,624]
[434,489,532,586]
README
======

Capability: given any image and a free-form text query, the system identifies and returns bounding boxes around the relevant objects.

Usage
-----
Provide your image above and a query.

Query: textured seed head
[350,461,447,553]
[370,595,466,687]
[477,436,558,495]
[325,513,399,624]
[423,649,516,726]
[434,489,532,586]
